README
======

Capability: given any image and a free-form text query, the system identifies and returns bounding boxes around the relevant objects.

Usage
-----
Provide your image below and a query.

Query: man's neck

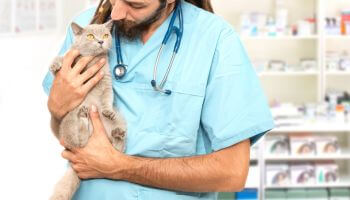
[141,2,176,44]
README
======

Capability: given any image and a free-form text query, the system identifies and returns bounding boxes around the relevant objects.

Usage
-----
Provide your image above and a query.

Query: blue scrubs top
[42,1,275,199]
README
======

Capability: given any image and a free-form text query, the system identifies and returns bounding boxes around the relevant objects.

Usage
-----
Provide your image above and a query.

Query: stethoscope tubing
[114,2,183,95]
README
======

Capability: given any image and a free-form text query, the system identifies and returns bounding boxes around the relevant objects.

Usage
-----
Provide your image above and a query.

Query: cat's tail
[49,166,80,200]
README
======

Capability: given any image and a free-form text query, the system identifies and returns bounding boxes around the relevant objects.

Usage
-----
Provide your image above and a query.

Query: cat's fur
[49,21,127,200]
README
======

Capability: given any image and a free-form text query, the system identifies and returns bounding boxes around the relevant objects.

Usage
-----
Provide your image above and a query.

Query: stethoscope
[113,2,183,95]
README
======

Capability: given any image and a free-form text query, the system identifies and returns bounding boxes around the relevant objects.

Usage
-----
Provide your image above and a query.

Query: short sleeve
[42,27,74,96]
[200,27,275,151]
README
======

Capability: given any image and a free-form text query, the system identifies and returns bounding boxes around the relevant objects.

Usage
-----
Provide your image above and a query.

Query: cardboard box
[266,164,290,186]
[265,135,290,155]
[289,135,316,156]
[290,163,316,185]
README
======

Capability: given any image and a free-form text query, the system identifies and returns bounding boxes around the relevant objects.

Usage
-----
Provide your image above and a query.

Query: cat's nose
[98,41,104,45]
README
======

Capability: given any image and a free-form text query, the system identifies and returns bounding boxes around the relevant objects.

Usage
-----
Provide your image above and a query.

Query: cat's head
[71,20,114,56]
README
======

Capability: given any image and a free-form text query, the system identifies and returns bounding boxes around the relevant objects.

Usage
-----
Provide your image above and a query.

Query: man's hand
[60,105,250,192]
[48,50,106,120]
[61,105,129,179]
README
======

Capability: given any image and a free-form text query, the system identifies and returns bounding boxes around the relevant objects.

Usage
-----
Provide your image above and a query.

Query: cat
[48,20,127,200]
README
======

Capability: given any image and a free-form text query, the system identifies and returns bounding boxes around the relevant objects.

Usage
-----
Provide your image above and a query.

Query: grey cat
[48,20,127,200]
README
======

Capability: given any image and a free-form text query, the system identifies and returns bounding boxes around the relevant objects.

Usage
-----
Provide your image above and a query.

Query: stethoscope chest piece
[114,64,127,79]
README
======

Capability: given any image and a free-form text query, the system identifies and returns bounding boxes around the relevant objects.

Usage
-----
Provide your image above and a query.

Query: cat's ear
[71,22,84,36]
[104,20,114,31]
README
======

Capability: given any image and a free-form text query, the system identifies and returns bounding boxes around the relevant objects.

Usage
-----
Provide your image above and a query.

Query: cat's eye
[103,34,109,39]
[87,34,95,40]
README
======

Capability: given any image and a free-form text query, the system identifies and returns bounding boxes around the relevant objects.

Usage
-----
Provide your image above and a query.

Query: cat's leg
[109,112,127,152]
[100,81,118,121]
[59,106,90,149]
[111,124,127,152]
[50,57,63,75]
[99,78,127,152]
[77,105,89,119]
[49,166,80,200]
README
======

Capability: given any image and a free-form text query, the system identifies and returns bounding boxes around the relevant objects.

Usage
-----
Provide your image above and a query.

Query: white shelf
[259,71,318,77]
[265,153,350,161]
[250,153,258,161]
[326,71,350,76]
[265,181,350,189]
[241,35,319,40]
[325,35,350,40]
[271,122,350,133]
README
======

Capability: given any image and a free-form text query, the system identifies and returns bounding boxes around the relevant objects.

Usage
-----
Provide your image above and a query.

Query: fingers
[77,172,90,179]
[77,58,106,84]
[81,70,105,93]
[62,150,78,163]
[62,49,80,73]
[77,171,101,180]
[71,56,95,75]
[89,105,104,132]
[71,163,90,173]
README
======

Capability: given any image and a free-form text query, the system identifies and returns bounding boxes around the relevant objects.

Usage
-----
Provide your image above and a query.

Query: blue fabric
[42,1,275,199]
[236,189,258,199]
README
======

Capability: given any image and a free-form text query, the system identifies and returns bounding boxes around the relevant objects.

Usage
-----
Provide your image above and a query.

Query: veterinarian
[42,0,275,199]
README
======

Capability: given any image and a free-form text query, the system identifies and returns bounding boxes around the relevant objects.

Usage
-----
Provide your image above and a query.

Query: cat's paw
[112,127,126,140]
[102,110,117,121]
[50,62,62,74]
[77,106,89,118]
[50,57,63,74]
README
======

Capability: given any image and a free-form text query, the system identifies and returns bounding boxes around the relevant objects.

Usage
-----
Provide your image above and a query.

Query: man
[42,0,275,199]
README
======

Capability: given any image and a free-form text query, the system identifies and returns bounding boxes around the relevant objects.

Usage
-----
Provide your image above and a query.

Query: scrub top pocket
[130,81,206,158]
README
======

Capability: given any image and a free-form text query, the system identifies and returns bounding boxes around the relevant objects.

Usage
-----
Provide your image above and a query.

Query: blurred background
[0,0,349,199]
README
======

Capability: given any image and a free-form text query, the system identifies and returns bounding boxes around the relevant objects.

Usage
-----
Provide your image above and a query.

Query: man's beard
[115,1,167,41]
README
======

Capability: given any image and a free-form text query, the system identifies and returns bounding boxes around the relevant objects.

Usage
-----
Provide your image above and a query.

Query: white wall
[0,1,88,199]
[0,34,63,199]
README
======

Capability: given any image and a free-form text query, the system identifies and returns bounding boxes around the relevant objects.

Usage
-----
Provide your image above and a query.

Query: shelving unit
[212,0,350,199]
[259,71,319,77]
[265,180,350,189]
[241,35,319,40]
[261,126,350,199]
[326,71,350,75]
[0,0,101,37]
[264,153,350,161]
[0,0,60,36]
[214,0,350,105]
[325,35,350,40]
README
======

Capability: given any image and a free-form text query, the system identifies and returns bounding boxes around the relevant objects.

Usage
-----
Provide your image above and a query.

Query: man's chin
[115,23,141,40]
[117,28,144,41]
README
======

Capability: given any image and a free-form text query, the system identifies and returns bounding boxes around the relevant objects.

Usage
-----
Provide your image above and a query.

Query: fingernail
[100,58,106,63]
[91,105,97,113]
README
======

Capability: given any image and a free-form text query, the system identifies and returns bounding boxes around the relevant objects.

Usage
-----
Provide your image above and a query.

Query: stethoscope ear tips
[151,80,172,95]
[164,90,172,95]
[151,80,157,87]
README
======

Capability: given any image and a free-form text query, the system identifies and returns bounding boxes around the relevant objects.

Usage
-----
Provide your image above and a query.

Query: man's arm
[62,108,251,193]
[114,139,250,193]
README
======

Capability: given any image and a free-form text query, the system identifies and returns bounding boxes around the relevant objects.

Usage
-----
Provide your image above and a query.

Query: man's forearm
[112,140,250,193]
